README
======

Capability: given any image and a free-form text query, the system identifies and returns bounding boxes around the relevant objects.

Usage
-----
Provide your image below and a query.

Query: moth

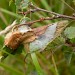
[4,25,48,50]
[4,25,34,50]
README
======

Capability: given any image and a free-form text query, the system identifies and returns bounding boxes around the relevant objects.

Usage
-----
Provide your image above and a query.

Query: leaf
[64,26,75,39]
[15,0,29,10]
[30,20,68,51]
[30,23,57,51]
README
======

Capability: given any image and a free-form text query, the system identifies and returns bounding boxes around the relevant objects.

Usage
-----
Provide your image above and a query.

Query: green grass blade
[0,62,24,75]
[54,0,64,14]
[0,8,22,18]
[58,2,64,14]
[31,53,46,75]
[40,0,51,11]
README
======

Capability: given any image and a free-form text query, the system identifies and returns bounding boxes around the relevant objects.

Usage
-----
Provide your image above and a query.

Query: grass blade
[0,8,22,18]
[0,62,24,75]
[31,53,46,75]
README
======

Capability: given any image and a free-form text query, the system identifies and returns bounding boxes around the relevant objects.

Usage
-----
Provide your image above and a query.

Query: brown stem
[29,3,75,20]
[18,9,39,15]
[18,16,59,26]
[0,20,17,36]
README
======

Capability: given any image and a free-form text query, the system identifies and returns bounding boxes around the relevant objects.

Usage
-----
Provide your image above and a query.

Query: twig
[18,16,60,26]
[18,4,75,27]
[29,3,75,20]
[18,9,39,15]
[0,20,17,36]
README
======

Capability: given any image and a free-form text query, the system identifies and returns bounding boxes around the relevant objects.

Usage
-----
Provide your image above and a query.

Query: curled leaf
[30,23,57,51]
[30,20,68,51]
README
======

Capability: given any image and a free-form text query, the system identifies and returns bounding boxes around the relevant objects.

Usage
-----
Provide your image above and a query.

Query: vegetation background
[0,0,75,75]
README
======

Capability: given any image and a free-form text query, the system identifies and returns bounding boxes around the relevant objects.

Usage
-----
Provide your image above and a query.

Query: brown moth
[4,31,24,50]
[4,31,37,50]
[4,25,48,50]
[4,24,37,50]
[32,25,48,36]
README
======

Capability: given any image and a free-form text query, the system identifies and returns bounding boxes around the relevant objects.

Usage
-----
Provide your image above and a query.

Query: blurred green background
[0,0,75,75]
